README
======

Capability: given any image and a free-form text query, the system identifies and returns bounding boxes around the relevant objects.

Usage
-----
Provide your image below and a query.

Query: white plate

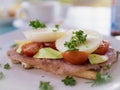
[0,30,120,90]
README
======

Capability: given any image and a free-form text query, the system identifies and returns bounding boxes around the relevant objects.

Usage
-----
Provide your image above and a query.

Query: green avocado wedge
[88,54,108,64]
[33,48,63,59]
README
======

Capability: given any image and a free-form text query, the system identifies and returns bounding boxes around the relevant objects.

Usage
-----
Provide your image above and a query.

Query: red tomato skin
[22,42,43,56]
[94,40,109,55]
[62,51,88,65]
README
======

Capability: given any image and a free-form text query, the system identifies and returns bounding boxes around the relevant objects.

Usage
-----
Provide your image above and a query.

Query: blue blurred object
[111,0,120,31]
[111,0,120,36]
[0,23,17,35]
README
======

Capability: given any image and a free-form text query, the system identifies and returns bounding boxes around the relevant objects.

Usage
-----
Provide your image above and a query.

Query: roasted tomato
[22,42,43,56]
[94,40,109,55]
[43,42,56,49]
[62,50,88,65]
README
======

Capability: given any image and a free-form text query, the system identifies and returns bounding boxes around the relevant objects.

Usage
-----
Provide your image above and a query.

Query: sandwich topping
[16,28,106,65]
[10,20,115,66]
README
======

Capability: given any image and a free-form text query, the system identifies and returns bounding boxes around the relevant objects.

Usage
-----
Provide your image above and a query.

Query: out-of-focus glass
[16,1,58,23]
[0,0,21,25]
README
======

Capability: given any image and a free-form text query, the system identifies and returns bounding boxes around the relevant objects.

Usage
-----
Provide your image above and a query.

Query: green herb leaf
[64,30,87,50]
[87,72,112,86]
[0,72,4,80]
[4,63,10,70]
[39,81,53,90]
[64,37,78,51]
[62,76,76,86]
[55,24,60,29]
[73,30,87,44]
[29,20,46,29]
[52,24,60,32]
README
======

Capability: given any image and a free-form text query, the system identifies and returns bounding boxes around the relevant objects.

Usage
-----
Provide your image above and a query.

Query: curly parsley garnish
[64,30,87,50]
[62,76,76,86]
[4,63,10,70]
[29,20,46,29]
[0,72,4,80]
[39,81,53,90]
[87,72,112,86]
[55,24,60,29]
[52,24,60,32]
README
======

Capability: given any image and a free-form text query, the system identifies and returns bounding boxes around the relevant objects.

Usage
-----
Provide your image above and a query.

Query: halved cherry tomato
[43,42,56,49]
[94,40,109,55]
[62,50,88,65]
[22,42,43,56]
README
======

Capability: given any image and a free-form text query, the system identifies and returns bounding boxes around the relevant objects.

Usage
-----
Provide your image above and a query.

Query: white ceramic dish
[0,30,120,90]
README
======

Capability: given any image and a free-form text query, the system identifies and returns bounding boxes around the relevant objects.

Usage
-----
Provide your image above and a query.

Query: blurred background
[0,0,115,37]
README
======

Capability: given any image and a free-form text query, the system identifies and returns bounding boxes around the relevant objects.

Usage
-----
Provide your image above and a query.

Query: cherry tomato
[22,42,43,56]
[62,50,88,65]
[94,40,109,55]
[43,42,56,49]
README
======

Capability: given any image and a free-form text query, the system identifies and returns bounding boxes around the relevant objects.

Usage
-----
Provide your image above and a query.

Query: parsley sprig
[64,30,87,50]
[87,72,112,86]
[39,81,53,90]
[29,20,46,29]
[72,30,87,44]
[55,24,60,29]
[4,63,10,70]
[52,24,60,32]
[62,76,76,86]
[0,72,4,80]
[64,37,79,50]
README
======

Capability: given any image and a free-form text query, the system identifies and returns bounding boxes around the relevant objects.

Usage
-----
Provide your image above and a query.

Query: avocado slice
[33,48,63,59]
[16,44,22,53]
[88,54,108,64]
